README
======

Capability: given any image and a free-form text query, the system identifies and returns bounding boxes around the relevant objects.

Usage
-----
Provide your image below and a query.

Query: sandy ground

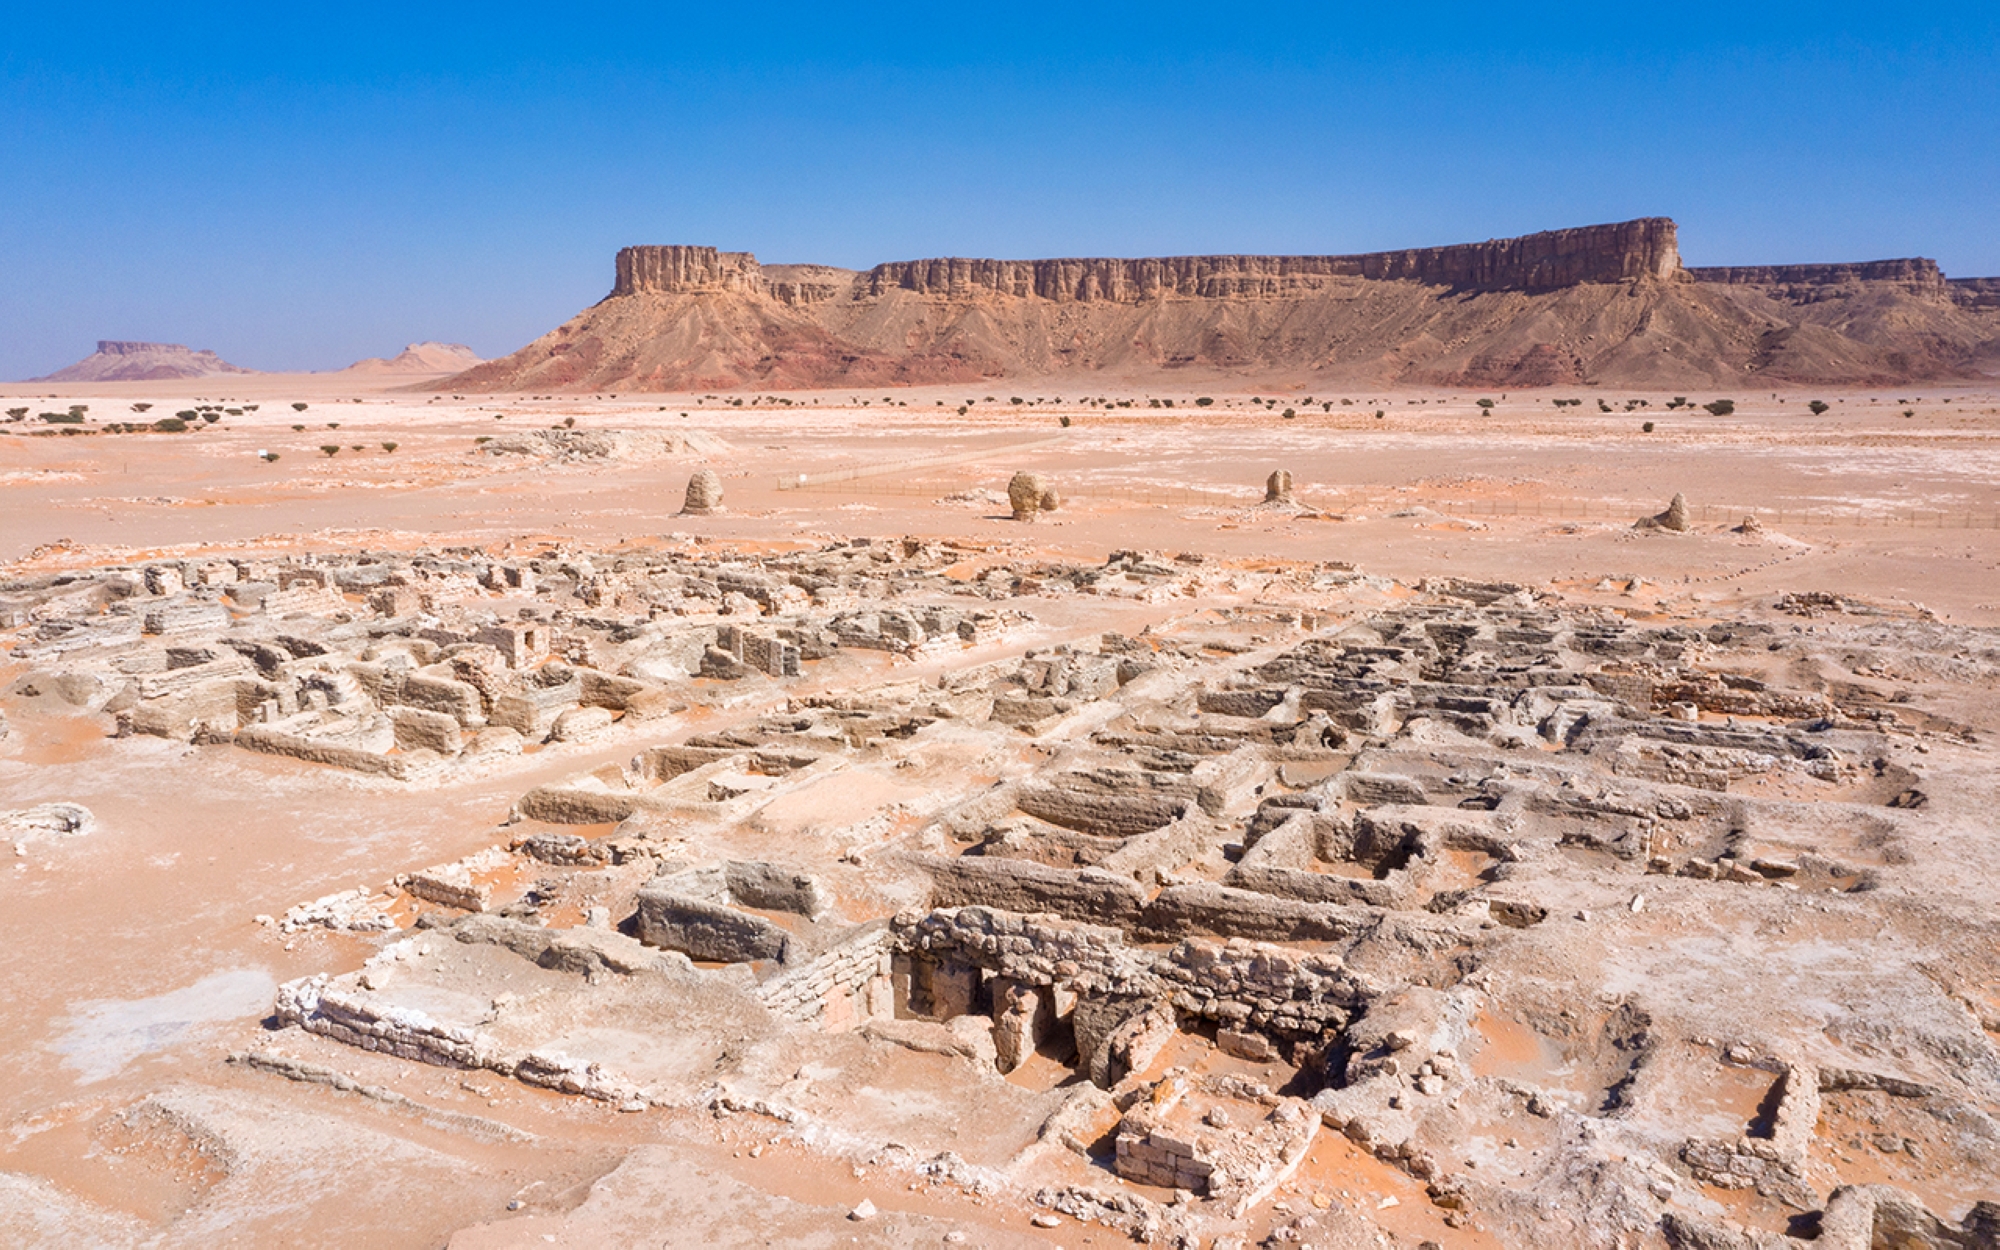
[2,375,1997,1246]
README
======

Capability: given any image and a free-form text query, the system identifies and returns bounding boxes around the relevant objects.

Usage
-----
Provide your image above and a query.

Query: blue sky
[3,2,1996,378]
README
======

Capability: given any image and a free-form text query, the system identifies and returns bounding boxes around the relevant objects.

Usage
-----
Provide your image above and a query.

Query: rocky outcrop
[682,469,724,515]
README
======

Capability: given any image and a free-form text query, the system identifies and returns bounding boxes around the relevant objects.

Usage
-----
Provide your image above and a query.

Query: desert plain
[3,370,1999,1247]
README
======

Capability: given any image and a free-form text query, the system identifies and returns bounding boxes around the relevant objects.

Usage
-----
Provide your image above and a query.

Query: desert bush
[1476,398,1496,410]
[131,403,152,413]
[1194,397,1213,407]
[1642,421,1655,433]
[321,445,340,456]
[1282,408,1296,419]
[564,416,576,428]
[382,441,398,452]
[291,423,306,431]
[5,407,27,419]
[291,402,308,411]
[957,405,968,415]
[224,408,242,415]
[1598,400,1612,413]
[41,412,84,424]
[1902,408,1915,418]
[1374,409,1385,420]
[1058,416,1071,428]
[202,414,220,424]
[153,417,188,432]
[1010,397,1023,405]
[1667,396,1688,409]
[1808,400,1830,415]
[1703,400,1735,416]
[327,422,340,429]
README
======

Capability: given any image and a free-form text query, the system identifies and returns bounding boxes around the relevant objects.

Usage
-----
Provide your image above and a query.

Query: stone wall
[760,921,897,1028]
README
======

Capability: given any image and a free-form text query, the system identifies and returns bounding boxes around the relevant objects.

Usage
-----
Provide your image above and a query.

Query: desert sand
[2,372,1998,1248]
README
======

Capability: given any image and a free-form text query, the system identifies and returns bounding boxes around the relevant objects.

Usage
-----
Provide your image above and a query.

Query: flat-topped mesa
[1689,258,1948,294]
[96,339,205,356]
[859,218,1682,302]
[613,245,763,296]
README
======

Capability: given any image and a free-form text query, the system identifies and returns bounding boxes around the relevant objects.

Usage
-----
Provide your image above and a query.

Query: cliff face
[1689,259,1947,295]
[444,218,2000,392]
[613,246,763,296]
[862,218,1681,301]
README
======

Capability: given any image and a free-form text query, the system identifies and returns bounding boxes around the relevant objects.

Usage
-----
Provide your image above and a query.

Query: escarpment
[445,217,2000,392]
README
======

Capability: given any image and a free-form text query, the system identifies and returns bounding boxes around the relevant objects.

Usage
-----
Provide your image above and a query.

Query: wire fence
[776,473,2000,529]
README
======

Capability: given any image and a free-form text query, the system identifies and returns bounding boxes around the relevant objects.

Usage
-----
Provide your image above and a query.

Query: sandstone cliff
[443,219,2000,392]
[32,340,258,383]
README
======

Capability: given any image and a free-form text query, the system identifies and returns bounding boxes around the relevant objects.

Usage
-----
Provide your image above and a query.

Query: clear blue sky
[3,2,1996,379]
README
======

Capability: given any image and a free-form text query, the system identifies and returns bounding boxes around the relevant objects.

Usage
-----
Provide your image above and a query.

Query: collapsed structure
[5,539,1997,1248]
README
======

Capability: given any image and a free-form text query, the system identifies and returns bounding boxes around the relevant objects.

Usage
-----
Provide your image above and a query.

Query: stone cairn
[682,469,724,516]
[1008,472,1049,522]
[1264,470,1294,505]
[1636,492,1690,532]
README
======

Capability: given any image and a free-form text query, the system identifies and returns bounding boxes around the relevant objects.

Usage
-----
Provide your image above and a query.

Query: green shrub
[321,444,340,456]
[202,413,220,423]
[1476,398,1496,410]
[260,451,279,461]
[1808,400,1830,415]
[292,402,308,411]
[1703,400,1735,416]
[382,441,398,452]
[176,410,197,420]
[1282,408,1296,419]
[1057,416,1071,428]
[291,423,306,431]
[1194,397,1213,407]
[1598,400,1612,413]
[131,403,152,413]
[41,412,84,424]
[153,417,188,432]
[1642,421,1655,433]
[5,407,26,419]
[1902,408,1915,418]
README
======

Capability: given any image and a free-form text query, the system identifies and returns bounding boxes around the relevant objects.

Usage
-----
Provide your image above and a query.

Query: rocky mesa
[32,340,259,383]
[442,218,2000,392]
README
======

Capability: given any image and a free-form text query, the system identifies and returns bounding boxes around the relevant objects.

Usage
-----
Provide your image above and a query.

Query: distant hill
[32,340,257,383]
[339,341,484,375]
[440,220,2000,391]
